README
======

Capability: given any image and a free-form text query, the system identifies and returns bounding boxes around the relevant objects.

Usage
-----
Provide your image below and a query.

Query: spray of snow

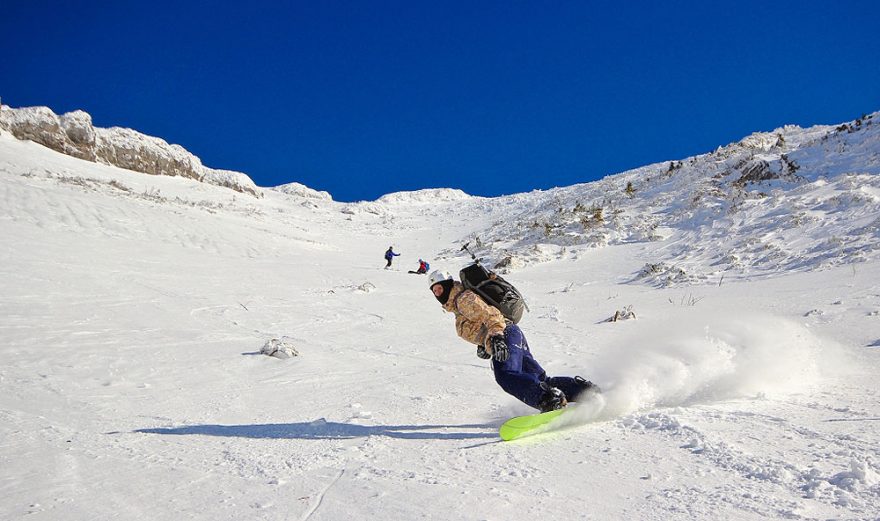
[590,311,847,419]
[543,310,853,433]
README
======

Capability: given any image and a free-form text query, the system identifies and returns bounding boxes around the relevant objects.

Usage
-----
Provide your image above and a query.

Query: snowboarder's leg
[504,325,549,381]
[545,375,599,402]
[493,325,559,409]
[502,324,530,352]
[519,344,548,382]
[492,347,545,409]
[500,325,596,402]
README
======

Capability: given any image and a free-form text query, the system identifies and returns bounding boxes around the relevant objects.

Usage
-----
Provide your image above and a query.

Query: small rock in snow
[261,337,299,358]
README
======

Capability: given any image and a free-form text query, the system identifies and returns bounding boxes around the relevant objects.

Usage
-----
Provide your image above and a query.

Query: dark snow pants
[492,324,583,409]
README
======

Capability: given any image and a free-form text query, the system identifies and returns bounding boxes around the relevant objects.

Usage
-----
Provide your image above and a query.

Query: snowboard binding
[538,383,568,412]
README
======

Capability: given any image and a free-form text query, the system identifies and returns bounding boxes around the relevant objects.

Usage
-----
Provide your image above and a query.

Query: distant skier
[384,246,400,269]
[428,270,597,412]
[408,259,429,274]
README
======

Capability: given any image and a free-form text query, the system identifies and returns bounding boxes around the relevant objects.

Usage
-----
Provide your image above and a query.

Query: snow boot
[570,376,600,401]
[538,383,568,413]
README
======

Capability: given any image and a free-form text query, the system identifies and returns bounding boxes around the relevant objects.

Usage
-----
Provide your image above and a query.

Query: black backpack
[459,262,528,324]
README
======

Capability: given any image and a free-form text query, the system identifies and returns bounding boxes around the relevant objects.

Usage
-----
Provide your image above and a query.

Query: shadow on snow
[135,419,498,440]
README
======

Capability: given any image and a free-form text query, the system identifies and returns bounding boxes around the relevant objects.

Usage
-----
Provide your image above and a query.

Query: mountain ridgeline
[1,102,878,286]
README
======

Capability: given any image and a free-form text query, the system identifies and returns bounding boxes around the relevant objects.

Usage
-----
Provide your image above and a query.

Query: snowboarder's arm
[455,291,506,346]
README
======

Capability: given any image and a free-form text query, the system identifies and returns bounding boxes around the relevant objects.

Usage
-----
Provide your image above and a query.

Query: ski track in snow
[2,118,880,520]
[299,468,345,521]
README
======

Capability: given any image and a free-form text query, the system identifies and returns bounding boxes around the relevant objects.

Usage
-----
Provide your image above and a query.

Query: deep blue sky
[2,1,879,201]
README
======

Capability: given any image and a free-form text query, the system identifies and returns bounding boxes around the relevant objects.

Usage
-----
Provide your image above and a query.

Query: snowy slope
[457,113,880,286]
[1,113,880,521]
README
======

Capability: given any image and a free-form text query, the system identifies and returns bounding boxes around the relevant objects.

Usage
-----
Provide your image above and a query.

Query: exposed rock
[493,255,525,273]
[1,106,69,155]
[95,127,204,181]
[261,337,299,359]
[0,103,266,197]
[59,110,97,160]
[734,159,775,186]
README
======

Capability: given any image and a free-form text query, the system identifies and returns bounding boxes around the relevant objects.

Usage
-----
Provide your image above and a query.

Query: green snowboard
[499,407,568,441]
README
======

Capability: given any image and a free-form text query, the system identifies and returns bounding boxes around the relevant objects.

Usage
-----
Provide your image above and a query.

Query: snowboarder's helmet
[428,270,452,287]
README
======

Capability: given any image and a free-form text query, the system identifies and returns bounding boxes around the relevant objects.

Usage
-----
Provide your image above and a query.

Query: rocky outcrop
[0,104,262,197]
[0,106,97,161]
[94,126,204,181]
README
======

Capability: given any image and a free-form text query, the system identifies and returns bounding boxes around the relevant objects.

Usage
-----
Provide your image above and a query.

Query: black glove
[489,335,509,362]
[476,345,491,359]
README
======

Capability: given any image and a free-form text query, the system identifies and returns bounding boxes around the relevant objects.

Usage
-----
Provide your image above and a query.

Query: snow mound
[272,182,332,201]
[202,169,262,198]
[375,188,472,204]
[356,282,377,293]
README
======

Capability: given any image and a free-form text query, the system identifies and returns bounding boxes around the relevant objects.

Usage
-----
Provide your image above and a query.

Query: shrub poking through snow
[638,262,689,286]
[357,282,377,293]
[604,305,636,322]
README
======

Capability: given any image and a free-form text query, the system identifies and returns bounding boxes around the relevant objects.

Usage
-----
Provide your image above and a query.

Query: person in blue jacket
[384,246,400,269]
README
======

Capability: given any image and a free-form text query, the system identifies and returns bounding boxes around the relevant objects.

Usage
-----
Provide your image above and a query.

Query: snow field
[2,123,880,520]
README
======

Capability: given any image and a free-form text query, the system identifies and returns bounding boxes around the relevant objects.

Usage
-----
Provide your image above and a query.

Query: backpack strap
[452,290,466,315]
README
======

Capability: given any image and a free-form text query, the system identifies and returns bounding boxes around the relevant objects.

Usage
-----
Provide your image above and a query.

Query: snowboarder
[384,246,400,269]
[428,270,597,412]
[408,259,429,274]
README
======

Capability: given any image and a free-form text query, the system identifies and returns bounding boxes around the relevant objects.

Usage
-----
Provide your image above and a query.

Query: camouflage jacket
[442,282,508,349]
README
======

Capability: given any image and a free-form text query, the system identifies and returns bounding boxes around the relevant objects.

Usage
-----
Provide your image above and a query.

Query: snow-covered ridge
[0,103,262,198]
[2,101,878,286]
[458,112,880,284]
